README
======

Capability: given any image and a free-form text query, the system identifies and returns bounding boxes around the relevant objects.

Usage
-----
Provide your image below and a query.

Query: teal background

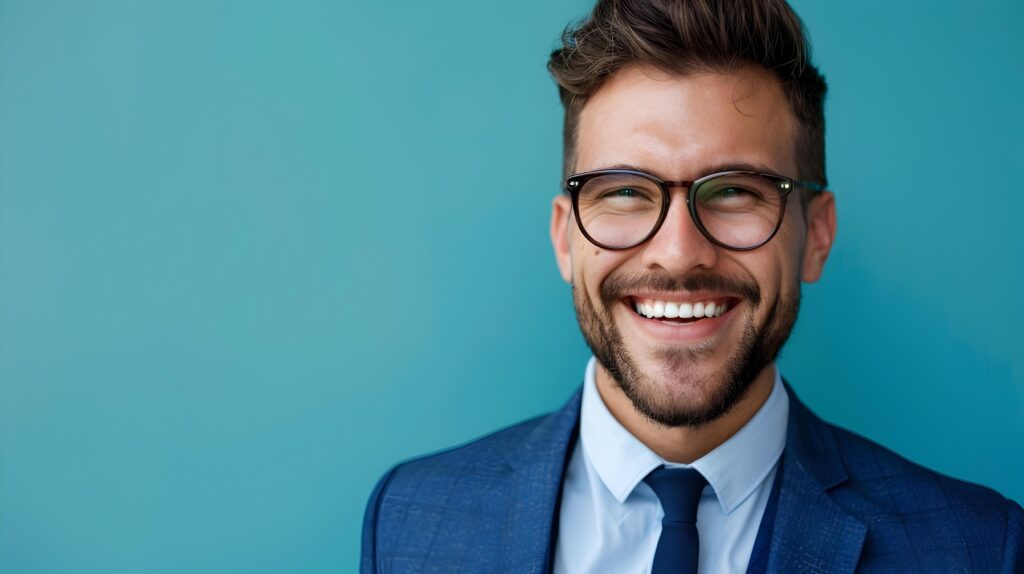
[1,0,1022,571]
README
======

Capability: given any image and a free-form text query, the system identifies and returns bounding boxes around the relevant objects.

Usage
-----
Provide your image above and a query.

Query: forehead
[575,65,799,178]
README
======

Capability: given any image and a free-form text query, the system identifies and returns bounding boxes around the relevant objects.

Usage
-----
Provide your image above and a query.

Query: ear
[550,194,573,283]
[801,191,837,283]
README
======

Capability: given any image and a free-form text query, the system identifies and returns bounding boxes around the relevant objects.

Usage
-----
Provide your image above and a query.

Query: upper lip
[623,291,741,303]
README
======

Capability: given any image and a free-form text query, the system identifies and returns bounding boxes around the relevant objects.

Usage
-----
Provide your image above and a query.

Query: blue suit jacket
[362,382,1023,572]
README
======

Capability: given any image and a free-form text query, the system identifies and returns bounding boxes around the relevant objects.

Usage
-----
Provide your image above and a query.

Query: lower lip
[622,300,739,343]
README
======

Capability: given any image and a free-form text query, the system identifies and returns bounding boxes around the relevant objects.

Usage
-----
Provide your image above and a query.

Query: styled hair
[547,0,828,187]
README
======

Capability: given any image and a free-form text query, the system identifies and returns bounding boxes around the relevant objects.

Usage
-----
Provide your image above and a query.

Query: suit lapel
[497,388,582,574]
[450,381,867,572]
[767,382,867,573]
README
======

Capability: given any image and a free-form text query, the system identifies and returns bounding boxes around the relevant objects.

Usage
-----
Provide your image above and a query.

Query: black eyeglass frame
[562,168,824,252]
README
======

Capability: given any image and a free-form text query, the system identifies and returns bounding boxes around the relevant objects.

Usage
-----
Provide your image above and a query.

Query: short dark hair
[547,0,828,188]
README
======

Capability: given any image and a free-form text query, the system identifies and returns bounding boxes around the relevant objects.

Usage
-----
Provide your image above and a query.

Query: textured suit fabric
[361,382,1024,573]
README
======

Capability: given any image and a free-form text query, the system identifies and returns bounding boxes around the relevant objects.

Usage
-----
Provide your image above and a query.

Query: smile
[628,296,738,323]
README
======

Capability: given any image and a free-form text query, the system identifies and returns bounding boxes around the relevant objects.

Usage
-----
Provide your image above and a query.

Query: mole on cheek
[594,249,601,256]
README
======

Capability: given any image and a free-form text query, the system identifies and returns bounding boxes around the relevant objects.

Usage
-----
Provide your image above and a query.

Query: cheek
[779,201,809,257]
[758,244,803,317]
[765,205,808,282]
[570,238,631,301]
[569,230,601,275]
[732,245,797,316]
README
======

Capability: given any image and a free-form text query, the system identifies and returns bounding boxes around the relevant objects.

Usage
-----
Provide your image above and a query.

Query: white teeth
[634,298,730,320]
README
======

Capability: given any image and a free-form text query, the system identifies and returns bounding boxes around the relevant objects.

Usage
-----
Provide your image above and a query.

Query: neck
[594,363,776,464]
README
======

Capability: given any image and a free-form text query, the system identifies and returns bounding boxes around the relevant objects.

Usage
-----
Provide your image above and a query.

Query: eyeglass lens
[574,172,787,249]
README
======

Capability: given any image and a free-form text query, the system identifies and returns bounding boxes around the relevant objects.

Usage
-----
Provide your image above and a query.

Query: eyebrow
[600,161,785,181]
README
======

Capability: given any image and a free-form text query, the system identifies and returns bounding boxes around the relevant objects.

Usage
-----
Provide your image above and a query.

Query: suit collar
[767,381,867,573]
[580,358,790,515]
[496,381,868,574]
[499,387,582,574]
[781,379,849,489]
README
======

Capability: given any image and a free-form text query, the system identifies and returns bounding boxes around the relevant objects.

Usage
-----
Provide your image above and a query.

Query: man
[361,0,1023,572]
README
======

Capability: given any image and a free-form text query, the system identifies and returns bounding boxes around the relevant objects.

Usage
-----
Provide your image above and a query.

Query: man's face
[550,65,835,428]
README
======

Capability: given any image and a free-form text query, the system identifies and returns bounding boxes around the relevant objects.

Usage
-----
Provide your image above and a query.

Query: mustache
[600,269,762,307]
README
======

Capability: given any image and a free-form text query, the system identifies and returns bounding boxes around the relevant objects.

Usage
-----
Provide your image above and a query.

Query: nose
[639,190,720,275]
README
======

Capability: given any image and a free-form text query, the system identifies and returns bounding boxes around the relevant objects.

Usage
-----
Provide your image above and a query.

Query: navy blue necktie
[644,466,708,574]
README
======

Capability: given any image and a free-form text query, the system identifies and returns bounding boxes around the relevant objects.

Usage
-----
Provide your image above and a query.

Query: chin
[600,310,763,428]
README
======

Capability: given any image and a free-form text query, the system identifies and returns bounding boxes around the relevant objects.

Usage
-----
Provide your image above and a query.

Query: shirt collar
[579,356,789,515]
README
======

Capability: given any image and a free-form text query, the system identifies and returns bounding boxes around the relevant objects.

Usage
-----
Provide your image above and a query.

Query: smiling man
[361,1,1023,572]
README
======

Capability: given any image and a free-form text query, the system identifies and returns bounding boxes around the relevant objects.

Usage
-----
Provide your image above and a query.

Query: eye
[602,187,650,200]
[613,187,635,197]
[714,186,754,198]
[701,185,764,203]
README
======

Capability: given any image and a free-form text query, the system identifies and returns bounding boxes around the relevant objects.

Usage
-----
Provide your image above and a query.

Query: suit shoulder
[380,385,583,488]
[813,419,1023,569]
[824,418,1017,523]
[370,410,556,499]
[361,402,578,571]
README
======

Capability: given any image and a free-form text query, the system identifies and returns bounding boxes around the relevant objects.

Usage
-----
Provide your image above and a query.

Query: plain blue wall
[1,0,1021,571]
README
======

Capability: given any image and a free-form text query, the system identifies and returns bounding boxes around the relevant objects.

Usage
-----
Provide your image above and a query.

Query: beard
[573,268,800,428]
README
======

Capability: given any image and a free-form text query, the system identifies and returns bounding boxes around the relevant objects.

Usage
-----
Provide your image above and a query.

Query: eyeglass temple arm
[794,179,825,192]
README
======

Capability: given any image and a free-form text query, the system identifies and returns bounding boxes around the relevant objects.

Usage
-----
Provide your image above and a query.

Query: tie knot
[644,466,708,525]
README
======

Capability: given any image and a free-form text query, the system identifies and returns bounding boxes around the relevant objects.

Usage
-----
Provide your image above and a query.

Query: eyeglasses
[563,168,824,251]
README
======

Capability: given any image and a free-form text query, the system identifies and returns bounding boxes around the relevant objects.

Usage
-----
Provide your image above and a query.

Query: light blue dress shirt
[553,357,789,574]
